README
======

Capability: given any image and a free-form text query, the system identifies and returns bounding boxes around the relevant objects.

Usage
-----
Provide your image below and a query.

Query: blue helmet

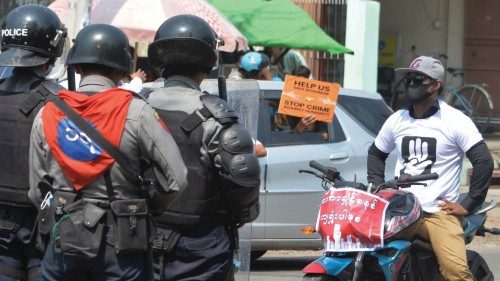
[240,52,270,73]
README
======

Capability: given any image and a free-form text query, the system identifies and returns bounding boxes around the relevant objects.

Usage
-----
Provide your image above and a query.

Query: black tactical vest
[154,109,225,229]
[0,86,44,207]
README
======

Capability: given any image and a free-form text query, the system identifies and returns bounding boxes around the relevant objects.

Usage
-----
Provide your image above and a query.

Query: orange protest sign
[277,75,340,123]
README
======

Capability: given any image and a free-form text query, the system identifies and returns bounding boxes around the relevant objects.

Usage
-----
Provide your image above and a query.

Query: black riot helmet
[66,24,132,73]
[0,4,67,67]
[148,14,220,69]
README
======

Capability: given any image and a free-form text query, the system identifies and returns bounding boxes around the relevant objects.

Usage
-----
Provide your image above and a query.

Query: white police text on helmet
[1,29,28,37]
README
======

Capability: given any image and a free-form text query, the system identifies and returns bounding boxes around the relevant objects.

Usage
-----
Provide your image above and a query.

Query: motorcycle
[300,161,500,281]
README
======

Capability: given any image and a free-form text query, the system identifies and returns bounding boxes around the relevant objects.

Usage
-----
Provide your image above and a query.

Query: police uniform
[147,15,261,281]
[149,76,235,280]
[0,5,66,281]
[28,24,187,281]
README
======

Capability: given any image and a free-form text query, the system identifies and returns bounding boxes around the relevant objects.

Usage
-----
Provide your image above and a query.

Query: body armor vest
[0,86,44,207]
[154,109,225,229]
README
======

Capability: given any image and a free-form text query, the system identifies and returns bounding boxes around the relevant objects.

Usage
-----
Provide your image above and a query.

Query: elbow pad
[215,124,261,223]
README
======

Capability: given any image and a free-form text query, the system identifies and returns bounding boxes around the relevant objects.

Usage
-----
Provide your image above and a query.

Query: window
[337,95,393,136]
[260,90,346,146]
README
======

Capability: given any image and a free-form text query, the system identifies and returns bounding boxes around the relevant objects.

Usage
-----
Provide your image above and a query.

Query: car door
[259,90,358,241]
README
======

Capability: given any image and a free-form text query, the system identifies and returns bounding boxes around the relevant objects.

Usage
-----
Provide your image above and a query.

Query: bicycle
[441,67,494,134]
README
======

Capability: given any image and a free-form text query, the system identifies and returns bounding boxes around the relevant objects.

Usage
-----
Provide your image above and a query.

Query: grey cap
[395,56,445,82]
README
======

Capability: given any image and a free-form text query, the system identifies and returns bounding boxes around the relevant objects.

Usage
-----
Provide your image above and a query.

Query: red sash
[41,88,133,191]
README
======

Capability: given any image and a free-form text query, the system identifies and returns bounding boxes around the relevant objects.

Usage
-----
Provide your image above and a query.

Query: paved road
[241,215,500,281]
[243,246,498,281]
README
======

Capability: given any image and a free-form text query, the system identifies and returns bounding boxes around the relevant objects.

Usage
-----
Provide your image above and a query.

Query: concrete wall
[378,0,464,70]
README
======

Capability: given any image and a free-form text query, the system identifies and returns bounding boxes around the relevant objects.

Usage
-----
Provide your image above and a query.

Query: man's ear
[429,80,442,94]
[435,80,443,94]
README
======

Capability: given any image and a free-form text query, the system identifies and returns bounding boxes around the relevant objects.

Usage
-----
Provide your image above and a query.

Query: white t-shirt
[374,99,482,213]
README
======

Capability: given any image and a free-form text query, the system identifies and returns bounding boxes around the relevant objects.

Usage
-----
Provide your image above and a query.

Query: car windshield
[337,95,393,135]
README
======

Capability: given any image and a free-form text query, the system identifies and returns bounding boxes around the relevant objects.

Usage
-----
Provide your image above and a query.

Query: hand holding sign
[292,115,317,133]
[278,75,340,123]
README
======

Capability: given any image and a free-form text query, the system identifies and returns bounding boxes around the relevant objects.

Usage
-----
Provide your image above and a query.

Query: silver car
[200,80,397,259]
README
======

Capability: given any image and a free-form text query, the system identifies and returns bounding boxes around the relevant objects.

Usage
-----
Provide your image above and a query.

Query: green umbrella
[206,0,352,55]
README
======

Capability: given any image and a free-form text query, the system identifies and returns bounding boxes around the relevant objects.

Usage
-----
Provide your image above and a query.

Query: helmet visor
[46,38,71,81]
[212,38,224,71]
[0,66,14,80]
[0,48,50,67]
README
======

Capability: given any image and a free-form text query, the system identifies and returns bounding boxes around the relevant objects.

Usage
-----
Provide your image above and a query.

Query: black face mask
[405,85,431,104]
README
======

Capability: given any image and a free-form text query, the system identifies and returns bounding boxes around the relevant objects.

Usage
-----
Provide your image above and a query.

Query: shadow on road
[251,256,316,271]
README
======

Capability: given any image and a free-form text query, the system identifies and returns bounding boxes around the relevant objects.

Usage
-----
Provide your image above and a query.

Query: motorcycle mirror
[490,227,500,235]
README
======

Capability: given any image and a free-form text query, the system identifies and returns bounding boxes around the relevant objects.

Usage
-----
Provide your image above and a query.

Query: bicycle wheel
[455,84,493,132]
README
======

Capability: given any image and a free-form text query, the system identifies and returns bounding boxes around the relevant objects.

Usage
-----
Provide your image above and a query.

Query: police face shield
[0,48,50,67]
[200,79,260,139]
[0,27,67,68]
[0,66,13,80]
[213,37,224,71]
[46,36,70,81]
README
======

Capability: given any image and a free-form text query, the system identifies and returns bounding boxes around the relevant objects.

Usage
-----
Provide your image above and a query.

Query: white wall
[378,0,455,68]
[343,0,380,92]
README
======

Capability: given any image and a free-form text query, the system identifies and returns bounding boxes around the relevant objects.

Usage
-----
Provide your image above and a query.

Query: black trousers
[0,205,42,281]
[153,224,234,281]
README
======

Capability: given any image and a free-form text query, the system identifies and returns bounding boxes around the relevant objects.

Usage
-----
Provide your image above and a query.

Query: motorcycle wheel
[301,274,339,281]
[466,250,494,281]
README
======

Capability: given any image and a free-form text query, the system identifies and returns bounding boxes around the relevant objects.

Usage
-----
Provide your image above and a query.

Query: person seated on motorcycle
[230,51,272,81]
[367,56,494,281]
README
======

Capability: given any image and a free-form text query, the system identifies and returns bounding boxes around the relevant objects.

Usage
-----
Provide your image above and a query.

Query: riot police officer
[0,5,66,280]
[28,24,187,281]
[147,15,261,281]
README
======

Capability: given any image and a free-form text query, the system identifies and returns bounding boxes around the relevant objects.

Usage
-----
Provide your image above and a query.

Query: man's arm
[462,140,494,212]
[28,112,47,208]
[367,143,390,186]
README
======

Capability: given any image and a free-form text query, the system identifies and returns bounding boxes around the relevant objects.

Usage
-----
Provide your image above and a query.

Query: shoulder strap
[19,80,62,115]
[180,92,238,133]
[34,83,142,182]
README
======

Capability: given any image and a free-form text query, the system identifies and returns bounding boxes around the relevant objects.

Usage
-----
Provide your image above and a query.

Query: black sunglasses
[403,74,435,88]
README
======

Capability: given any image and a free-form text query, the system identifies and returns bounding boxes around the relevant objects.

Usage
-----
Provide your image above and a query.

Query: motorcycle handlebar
[309,161,327,174]
[398,173,439,183]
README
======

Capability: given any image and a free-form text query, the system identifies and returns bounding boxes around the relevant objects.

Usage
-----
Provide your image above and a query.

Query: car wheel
[250,250,267,261]
[301,274,338,281]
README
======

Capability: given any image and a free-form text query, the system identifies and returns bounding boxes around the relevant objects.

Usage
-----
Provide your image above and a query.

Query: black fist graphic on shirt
[400,136,436,176]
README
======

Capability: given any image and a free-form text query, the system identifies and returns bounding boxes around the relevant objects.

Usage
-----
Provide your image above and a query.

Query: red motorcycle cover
[316,188,389,252]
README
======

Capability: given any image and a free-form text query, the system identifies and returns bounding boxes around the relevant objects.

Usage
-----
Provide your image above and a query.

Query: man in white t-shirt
[367,56,493,281]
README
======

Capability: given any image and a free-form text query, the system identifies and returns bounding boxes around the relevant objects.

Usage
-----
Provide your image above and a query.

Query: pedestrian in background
[265,47,311,80]
[229,51,272,81]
